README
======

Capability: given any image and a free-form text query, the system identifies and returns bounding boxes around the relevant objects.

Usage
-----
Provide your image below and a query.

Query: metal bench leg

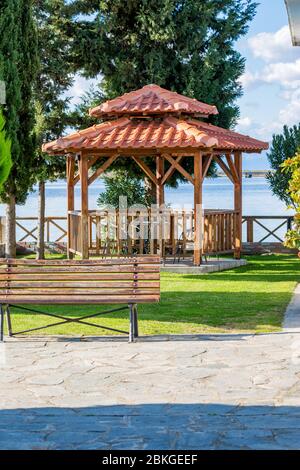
[133,304,139,339]
[0,304,4,342]
[129,304,135,343]
[6,305,12,337]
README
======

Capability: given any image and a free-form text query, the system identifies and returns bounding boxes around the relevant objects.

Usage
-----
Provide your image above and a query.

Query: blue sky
[69,0,299,170]
[236,0,300,169]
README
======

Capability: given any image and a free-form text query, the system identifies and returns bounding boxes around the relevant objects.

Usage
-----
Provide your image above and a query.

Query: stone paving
[0,285,300,450]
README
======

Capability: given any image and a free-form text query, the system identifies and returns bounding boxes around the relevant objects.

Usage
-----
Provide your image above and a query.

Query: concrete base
[161,257,247,274]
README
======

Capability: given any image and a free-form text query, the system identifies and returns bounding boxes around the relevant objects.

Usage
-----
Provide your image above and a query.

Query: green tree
[32,0,74,259]
[68,0,257,197]
[0,110,12,189]
[267,124,300,209]
[69,0,256,128]
[282,152,300,251]
[0,0,39,257]
[97,169,151,208]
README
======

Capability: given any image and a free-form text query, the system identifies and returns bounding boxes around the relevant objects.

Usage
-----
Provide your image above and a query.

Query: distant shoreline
[217,170,272,178]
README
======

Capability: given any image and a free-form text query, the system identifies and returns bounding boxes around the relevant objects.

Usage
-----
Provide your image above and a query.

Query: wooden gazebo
[43,84,268,265]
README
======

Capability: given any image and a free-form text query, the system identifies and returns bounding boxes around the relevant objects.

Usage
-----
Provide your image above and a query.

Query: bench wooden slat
[0,288,160,296]
[0,273,160,281]
[4,295,160,304]
[0,265,159,274]
[1,257,160,265]
[0,281,160,289]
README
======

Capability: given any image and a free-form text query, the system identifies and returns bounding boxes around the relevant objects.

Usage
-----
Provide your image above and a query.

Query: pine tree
[68,0,257,128]
[267,124,300,209]
[0,0,39,257]
[32,0,74,259]
[67,0,257,195]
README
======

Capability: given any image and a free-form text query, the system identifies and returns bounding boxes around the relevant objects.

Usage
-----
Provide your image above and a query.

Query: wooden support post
[156,155,164,206]
[156,156,164,258]
[234,152,242,259]
[194,152,203,266]
[79,153,89,259]
[67,155,75,259]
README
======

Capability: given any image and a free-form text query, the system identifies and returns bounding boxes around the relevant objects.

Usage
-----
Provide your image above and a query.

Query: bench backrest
[0,257,160,304]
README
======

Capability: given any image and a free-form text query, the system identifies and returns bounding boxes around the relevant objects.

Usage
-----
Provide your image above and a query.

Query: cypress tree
[0,0,39,257]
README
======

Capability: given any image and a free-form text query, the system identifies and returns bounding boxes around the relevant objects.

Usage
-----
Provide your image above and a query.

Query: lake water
[0,177,294,243]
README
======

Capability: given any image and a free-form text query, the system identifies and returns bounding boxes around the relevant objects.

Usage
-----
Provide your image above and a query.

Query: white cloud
[239,71,258,88]
[246,88,300,142]
[248,26,298,63]
[277,88,300,126]
[241,59,300,90]
[262,59,300,88]
[237,116,252,128]
[237,26,300,143]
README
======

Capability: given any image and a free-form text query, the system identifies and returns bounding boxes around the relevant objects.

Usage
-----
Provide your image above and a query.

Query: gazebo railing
[0,212,292,256]
[67,209,238,257]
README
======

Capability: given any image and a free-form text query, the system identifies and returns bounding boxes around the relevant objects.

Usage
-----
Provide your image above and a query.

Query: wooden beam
[79,154,89,259]
[194,152,203,266]
[225,154,239,184]
[213,156,235,183]
[161,156,183,185]
[164,154,194,185]
[234,151,242,260]
[132,156,158,186]
[156,156,165,206]
[88,156,100,169]
[88,154,118,186]
[66,155,75,259]
[74,173,80,185]
[202,154,213,181]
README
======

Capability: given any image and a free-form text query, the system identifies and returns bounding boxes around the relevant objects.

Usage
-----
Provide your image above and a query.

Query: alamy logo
[0,81,6,105]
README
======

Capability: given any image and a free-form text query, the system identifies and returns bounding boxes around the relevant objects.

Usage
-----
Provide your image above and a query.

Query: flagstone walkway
[0,285,300,450]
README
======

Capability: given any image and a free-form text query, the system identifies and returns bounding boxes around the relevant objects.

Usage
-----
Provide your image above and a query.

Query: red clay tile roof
[89,84,219,118]
[42,116,268,154]
[189,119,269,152]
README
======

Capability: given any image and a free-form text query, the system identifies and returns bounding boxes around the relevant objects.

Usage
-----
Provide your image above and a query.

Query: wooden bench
[0,257,160,342]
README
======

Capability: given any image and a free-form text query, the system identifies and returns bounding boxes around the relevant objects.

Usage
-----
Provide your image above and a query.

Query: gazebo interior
[43,84,268,265]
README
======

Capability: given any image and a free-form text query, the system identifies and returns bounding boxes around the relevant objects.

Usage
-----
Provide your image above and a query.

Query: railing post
[246,217,254,243]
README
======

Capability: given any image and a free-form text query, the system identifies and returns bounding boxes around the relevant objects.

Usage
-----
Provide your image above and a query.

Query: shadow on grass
[7,289,291,330]
[1,404,300,449]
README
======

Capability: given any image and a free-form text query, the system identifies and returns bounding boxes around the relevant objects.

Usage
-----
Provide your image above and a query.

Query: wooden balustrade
[12,217,68,245]
[0,213,293,258]
[242,216,294,243]
[68,209,238,257]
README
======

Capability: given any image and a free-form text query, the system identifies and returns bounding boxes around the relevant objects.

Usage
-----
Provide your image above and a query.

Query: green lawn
[6,254,299,337]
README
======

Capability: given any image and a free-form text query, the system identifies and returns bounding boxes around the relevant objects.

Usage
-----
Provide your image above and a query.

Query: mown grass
[6,254,299,337]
